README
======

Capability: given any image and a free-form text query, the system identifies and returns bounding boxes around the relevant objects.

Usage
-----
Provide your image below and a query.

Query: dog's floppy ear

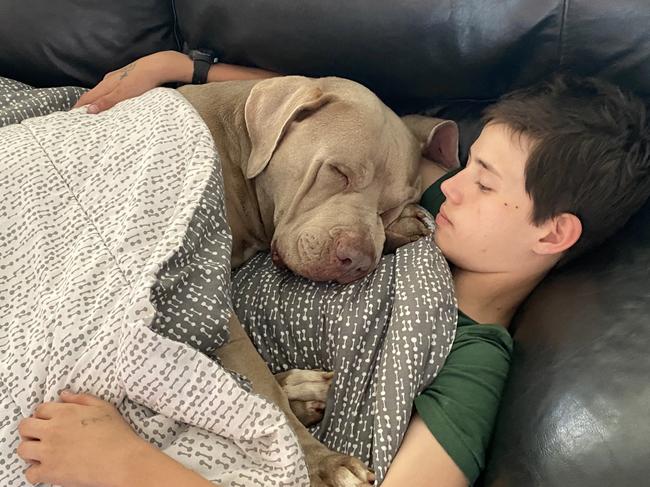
[244,76,334,179]
[401,114,460,170]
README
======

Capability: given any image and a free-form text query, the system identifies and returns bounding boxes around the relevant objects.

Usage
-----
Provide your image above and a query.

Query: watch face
[191,50,217,64]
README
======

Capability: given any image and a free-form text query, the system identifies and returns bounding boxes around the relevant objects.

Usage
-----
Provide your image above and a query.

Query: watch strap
[185,46,219,85]
[192,58,212,84]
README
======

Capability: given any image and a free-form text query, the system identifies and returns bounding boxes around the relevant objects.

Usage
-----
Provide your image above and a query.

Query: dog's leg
[275,369,333,426]
[215,314,375,487]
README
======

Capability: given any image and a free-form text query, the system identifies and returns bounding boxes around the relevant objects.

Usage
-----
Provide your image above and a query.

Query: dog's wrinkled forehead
[294,100,422,209]
[246,75,422,212]
[327,138,415,208]
[244,75,422,180]
[303,96,420,172]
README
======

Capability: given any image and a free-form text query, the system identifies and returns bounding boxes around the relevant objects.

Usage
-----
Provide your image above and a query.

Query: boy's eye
[477,182,492,192]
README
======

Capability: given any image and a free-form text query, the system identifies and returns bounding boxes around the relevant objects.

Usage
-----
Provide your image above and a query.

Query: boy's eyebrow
[468,148,502,179]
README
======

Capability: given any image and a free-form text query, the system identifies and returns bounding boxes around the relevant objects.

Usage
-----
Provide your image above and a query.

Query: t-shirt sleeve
[413,323,513,485]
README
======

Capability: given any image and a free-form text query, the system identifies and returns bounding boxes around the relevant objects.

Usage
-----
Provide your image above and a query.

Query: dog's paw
[309,451,375,487]
[275,369,334,426]
[383,203,435,254]
[291,399,327,427]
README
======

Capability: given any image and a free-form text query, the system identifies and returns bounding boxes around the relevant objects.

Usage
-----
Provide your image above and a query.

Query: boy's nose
[440,173,462,204]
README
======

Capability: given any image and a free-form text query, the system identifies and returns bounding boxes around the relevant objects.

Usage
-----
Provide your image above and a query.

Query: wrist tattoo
[119,62,137,80]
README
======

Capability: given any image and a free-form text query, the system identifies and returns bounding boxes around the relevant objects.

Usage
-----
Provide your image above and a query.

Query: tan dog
[178,76,459,486]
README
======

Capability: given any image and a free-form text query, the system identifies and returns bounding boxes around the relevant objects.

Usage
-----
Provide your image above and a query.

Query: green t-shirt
[414,169,514,485]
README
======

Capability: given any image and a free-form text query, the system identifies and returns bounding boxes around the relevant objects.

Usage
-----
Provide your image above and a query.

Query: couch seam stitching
[170,0,183,51]
[558,0,569,69]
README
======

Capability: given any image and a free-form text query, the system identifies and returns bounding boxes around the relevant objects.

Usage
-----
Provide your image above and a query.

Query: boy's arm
[381,413,468,487]
[395,322,513,486]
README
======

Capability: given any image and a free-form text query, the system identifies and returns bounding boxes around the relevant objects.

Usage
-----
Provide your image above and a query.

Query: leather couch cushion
[0,0,179,87]
[175,0,650,110]
[481,197,650,486]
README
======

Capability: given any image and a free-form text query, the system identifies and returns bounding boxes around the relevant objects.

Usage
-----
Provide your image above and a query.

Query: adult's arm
[17,391,222,487]
[73,50,279,113]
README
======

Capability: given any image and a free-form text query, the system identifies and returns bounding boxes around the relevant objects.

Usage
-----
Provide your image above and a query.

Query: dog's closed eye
[326,164,350,188]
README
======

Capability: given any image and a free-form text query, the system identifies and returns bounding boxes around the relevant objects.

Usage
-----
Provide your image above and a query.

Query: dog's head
[244,76,458,283]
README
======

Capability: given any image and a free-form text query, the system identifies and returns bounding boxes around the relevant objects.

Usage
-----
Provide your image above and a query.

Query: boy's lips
[436,206,453,226]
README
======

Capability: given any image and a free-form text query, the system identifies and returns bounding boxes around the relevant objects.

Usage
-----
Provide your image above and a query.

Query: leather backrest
[0,0,178,87]
[175,0,650,110]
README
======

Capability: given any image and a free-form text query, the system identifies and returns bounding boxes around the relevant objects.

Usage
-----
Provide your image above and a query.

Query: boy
[384,74,650,486]
[16,75,650,486]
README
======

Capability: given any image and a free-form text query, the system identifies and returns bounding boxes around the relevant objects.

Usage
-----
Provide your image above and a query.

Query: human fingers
[72,76,119,108]
[17,417,48,440]
[16,438,45,463]
[32,402,59,420]
[31,401,79,420]
[23,463,46,486]
[81,92,123,114]
[81,72,158,114]
[59,390,109,408]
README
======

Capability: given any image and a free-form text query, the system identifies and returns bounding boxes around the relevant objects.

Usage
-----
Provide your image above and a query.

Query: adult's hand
[73,50,192,114]
[16,391,147,487]
[16,390,223,487]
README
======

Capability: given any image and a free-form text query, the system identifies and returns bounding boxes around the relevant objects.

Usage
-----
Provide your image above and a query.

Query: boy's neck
[452,265,547,328]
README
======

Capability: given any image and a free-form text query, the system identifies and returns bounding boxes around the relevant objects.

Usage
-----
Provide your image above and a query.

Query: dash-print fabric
[0,76,85,127]
[0,86,307,486]
[232,231,457,483]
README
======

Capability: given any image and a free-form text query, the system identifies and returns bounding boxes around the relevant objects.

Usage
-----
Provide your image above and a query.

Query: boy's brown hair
[483,74,650,265]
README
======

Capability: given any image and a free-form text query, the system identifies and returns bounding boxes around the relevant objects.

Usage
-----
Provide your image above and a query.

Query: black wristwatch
[187,47,219,85]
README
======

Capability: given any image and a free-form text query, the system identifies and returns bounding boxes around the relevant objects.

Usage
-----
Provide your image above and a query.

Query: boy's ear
[534,213,583,256]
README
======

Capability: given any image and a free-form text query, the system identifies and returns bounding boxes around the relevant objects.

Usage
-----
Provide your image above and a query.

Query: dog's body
[178,76,459,486]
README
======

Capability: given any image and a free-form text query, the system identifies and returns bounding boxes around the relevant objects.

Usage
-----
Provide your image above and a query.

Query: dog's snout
[287,228,379,283]
[334,233,374,278]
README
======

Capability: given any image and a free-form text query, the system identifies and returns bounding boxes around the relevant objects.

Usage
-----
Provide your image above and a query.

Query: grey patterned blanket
[0,76,458,486]
[0,80,307,486]
[232,236,457,483]
[0,77,85,127]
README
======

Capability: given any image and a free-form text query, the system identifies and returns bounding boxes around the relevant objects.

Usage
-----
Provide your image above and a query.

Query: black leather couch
[2,1,649,485]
